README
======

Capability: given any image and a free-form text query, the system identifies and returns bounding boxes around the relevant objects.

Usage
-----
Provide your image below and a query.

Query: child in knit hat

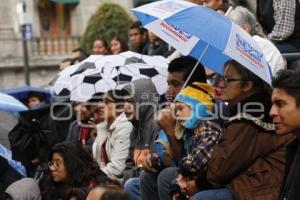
[173,82,222,198]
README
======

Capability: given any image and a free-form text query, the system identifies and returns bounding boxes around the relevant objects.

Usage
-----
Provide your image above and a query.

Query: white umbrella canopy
[51,51,169,102]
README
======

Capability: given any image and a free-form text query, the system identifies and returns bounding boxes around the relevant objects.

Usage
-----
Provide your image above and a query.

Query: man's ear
[143,32,149,41]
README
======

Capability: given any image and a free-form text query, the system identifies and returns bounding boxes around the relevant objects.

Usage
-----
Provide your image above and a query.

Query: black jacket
[9,104,72,164]
[280,139,300,200]
[0,155,22,193]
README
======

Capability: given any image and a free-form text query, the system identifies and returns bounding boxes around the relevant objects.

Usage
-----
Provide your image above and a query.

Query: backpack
[153,131,177,168]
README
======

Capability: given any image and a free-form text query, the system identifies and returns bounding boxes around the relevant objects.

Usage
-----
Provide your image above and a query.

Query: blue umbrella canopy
[1,86,52,104]
[0,111,18,149]
[0,92,28,113]
[132,0,272,85]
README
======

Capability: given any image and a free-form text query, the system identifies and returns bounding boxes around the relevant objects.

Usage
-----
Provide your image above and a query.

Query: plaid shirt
[268,0,296,41]
[181,120,222,176]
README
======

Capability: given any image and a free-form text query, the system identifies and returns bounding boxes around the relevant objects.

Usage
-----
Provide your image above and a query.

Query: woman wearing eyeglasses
[40,142,108,200]
[92,90,133,179]
[192,60,294,200]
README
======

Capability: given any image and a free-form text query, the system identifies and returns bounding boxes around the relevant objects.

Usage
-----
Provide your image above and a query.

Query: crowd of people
[1,0,300,200]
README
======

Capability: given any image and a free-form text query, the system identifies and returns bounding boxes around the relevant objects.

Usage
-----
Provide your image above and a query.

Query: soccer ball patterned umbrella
[51,51,169,102]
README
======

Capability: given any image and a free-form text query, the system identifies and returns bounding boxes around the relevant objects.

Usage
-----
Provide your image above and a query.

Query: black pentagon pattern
[112,74,133,83]
[83,74,102,84]
[124,57,146,65]
[139,68,159,78]
[70,62,96,76]
[57,88,70,96]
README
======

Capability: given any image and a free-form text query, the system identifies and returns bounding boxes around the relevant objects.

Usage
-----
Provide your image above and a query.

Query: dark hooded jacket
[8,104,72,173]
[123,79,161,150]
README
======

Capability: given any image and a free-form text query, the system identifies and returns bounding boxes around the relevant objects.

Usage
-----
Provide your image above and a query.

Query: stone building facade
[0,0,134,88]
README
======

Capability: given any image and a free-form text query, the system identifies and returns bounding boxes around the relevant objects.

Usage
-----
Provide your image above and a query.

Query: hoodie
[5,178,41,200]
[123,79,161,149]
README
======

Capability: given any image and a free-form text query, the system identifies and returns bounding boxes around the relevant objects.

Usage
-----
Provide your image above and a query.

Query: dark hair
[72,48,89,57]
[94,37,109,50]
[0,193,13,200]
[168,56,207,84]
[106,90,125,104]
[224,59,264,88]
[61,58,73,64]
[101,191,129,200]
[47,142,107,187]
[72,47,86,54]
[110,36,129,53]
[273,69,300,106]
[130,21,147,35]
[28,92,45,102]
[64,187,89,200]
[71,55,88,65]
[88,92,104,103]
[218,2,233,13]
[100,189,129,200]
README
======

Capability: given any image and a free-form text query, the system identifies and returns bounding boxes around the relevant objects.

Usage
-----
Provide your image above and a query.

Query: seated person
[257,0,300,53]
[86,184,124,200]
[93,37,110,55]
[92,90,133,178]
[122,79,161,169]
[172,82,222,199]
[40,142,108,200]
[147,32,174,57]
[193,60,294,200]
[66,102,93,155]
[27,92,46,110]
[129,21,149,54]
[110,36,129,55]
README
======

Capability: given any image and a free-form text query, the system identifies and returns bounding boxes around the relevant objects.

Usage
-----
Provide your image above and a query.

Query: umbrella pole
[181,44,210,90]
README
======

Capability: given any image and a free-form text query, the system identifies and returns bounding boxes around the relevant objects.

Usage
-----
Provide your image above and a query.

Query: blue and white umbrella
[1,86,52,104]
[132,0,272,85]
[0,92,28,113]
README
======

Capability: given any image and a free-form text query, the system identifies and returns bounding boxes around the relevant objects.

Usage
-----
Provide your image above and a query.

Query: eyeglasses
[216,75,248,86]
[102,98,115,104]
[48,160,62,169]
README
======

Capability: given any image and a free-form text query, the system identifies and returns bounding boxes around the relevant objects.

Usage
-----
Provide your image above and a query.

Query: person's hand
[142,154,158,173]
[156,103,176,137]
[134,148,150,166]
[90,128,97,141]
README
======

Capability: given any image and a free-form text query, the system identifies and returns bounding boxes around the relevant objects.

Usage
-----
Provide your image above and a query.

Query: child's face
[175,102,192,124]
[28,96,41,109]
